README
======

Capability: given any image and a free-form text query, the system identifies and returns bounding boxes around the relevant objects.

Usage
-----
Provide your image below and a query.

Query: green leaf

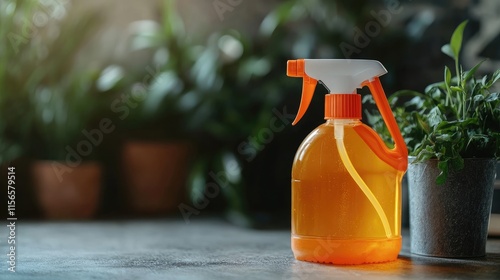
[259,1,300,37]
[436,133,452,141]
[441,44,455,60]
[444,66,452,88]
[186,158,208,204]
[472,94,484,102]
[365,110,382,126]
[436,160,449,185]
[415,145,435,161]
[463,59,485,83]
[362,94,374,104]
[485,92,499,102]
[426,87,445,101]
[162,0,185,41]
[450,156,464,170]
[425,82,446,93]
[481,75,488,87]
[428,106,443,128]
[404,96,425,109]
[415,113,430,133]
[451,130,463,142]
[488,69,500,87]
[450,20,468,59]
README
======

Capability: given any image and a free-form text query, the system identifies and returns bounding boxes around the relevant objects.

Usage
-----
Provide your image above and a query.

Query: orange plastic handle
[287,59,317,125]
[354,77,408,171]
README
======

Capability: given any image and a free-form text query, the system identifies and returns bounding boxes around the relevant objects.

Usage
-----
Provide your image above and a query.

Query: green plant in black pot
[366,20,500,258]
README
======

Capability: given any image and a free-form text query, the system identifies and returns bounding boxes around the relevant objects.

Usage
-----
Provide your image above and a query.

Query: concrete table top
[2,218,500,279]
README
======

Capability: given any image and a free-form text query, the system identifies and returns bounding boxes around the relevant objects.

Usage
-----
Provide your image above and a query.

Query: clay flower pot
[32,161,102,219]
[122,141,191,215]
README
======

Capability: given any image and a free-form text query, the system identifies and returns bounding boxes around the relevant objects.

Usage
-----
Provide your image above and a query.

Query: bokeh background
[1,0,500,227]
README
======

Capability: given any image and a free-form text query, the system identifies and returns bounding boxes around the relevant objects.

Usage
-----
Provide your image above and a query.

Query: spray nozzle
[287,59,387,125]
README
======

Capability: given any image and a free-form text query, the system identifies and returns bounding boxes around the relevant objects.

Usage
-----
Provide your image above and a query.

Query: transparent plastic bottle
[292,119,404,264]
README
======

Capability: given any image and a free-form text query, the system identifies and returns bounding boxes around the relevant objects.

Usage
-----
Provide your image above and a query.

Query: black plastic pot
[407,157,496,258]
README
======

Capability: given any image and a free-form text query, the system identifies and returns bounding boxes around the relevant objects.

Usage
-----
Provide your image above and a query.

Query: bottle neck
[326,119,359,125]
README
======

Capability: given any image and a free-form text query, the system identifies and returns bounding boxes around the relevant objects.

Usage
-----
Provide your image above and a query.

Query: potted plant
[28,66,122,220]
[1,1,122,219]
[118,1,199,215]
[367,21,500,257]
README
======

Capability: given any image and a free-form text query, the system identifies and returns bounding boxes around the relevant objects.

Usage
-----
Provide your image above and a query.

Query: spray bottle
[287,59,408,264]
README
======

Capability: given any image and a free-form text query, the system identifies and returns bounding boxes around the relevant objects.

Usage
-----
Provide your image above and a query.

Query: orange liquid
[292,120,404,264]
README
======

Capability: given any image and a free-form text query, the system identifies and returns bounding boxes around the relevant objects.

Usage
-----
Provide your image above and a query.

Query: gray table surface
[1,218,500,280]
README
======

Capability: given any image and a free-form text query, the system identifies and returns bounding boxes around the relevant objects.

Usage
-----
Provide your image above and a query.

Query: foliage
[0,0,39,163]
[366,21,500,184]
[185,0,399,224]
[123,0,411,223]
[123,0,202,139]
[0,0,123,161]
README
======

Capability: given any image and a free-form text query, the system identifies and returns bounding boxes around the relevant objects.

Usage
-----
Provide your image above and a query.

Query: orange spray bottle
[287,59,408,264]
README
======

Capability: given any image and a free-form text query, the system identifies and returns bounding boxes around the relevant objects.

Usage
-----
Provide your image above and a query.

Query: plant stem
[455,58,465,120]
[462,88,467,120]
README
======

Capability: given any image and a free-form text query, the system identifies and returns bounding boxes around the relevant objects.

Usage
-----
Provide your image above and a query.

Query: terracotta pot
[32,161,101,219]
[122,141,191,214]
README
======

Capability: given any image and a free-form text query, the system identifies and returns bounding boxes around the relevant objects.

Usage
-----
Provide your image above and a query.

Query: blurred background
[1,0,500,227]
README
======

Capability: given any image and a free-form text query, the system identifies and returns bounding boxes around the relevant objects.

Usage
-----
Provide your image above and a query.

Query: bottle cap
[325,94,361,119]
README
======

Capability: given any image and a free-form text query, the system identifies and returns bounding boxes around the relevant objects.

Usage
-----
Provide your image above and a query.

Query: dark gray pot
[407,157,496,258]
